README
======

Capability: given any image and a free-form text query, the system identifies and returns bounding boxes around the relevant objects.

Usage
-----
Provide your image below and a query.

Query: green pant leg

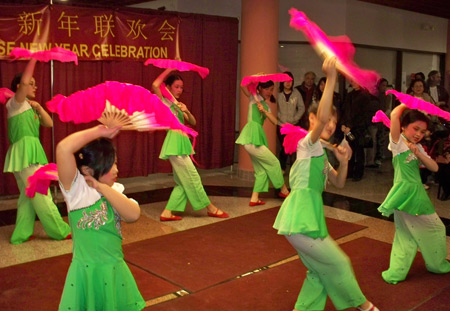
[167,156,210,211]
[286,234,366,310]
[245,145,284,192]
[409,213,450,274]
[31,188,70,240]
[251,155,269,193]
[10,172,36,244]
[382,210,419,284]
[165,168,189,212]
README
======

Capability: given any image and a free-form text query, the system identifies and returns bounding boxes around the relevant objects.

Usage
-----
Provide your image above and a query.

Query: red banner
[0,4,178,61]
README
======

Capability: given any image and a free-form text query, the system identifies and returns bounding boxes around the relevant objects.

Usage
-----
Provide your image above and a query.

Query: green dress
[235,96,269,147]
[378,137,435,216]
[273,133,330,238]
[59,171,145,311]
[4,106,48,172]
[159,100,194,159]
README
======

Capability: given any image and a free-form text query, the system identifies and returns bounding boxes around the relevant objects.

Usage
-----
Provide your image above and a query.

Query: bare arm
[390,103,408,143]
[327,145,349,188]
[178,102,196,126]
[406,141,439,172]
[14,59,37,104]
[152,68,175,100]
[241,84,251,98]
[258,101,278,125]
[310,57,337,144]
[29,100,53,127]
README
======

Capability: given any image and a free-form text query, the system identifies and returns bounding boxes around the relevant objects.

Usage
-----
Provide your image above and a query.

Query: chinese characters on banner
[0,4,178,61]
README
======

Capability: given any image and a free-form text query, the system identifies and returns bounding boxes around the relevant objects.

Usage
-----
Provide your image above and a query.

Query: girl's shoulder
[60,170,102,212]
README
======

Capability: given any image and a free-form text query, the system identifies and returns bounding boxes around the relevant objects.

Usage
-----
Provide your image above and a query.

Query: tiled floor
[0,160,449,307]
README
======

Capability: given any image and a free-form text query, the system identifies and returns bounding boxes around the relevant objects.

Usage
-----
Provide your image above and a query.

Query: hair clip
[78,153,83,160]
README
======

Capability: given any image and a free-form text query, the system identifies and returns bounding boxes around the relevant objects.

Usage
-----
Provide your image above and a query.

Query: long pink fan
[145,59,209,79]
[241,73,292,96]
[10,47,78,65]
[46,81,198,137]
[372,110,391,128]
[386,89,450,121]
[0,88,14,104]
[289,8,380,95]
[25,163,58,198]
[280,123,308,154]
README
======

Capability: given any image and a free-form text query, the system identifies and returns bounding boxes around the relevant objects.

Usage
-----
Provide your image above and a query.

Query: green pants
[382,210,450,284]
[165,155,211,212]
[243,144,284,193]
[11,164,70,244]
[286,234,366,311]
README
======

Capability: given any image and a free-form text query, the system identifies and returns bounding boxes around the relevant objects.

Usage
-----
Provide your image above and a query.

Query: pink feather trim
[145,59,209,79]
[241,73,292,95]
[372,110,391,128]
[386,89,450,121]
[288,8,380,95]
[10,47,78,65]
[280,123,308,154]
[25,163,58,198]
[0,88,14,105]
[46,81,198,138]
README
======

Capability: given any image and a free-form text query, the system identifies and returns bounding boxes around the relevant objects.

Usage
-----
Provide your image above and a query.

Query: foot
[278,191,289,199]
[249,200,265,206]
[357,302,379,311]
[207,208,229,218]
[65,233,72,240]
[160,215,182,221]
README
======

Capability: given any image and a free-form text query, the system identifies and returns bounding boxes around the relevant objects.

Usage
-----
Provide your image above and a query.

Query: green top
[4,107,48,172]
[274,134,331,238]
[235,96,269,147]
[378,141,435,216]
[159,101,194,160]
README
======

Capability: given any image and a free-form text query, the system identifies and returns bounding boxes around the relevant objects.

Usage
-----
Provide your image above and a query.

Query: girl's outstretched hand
[333,144,350,162]
[322,56,337,79]
[97,125,121,139]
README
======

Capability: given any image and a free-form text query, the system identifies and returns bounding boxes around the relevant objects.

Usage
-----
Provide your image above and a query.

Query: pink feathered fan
[289,8,380,95]
[372,110,391,128]
[10,47,78,65]
[0,88,14,105]
[25,163,58,198]
[46,81,198,137]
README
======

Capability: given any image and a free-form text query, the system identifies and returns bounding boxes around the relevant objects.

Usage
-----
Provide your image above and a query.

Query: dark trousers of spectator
[276,125,295,171]
[348,129,365,180]
[437,163,450,200]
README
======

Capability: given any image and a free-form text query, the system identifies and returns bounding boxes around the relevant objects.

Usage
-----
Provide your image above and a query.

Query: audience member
[427,70,449,110]
[295,71,316,128]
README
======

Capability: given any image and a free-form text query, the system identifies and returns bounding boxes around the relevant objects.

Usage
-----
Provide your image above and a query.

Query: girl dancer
[3,58,70,244]
[378,103,450,284]
[236,78,290,206]
[57,125,145,310]
[152,68,228,221]
[274,57,378,311]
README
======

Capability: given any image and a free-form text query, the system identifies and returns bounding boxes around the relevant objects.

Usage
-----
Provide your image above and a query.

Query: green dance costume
[159,99,210,211]
[274,133,367,310]
[4,97,70,244]
[378,135,450,284]
[59,170,145,311]
[236,95,284,192]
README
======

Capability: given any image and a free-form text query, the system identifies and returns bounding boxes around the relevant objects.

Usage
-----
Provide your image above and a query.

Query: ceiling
[5,0,450,19]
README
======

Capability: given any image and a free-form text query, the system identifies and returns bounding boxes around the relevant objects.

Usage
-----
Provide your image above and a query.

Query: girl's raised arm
[56,126,120,190]
[152,68,175,100]
[14,59,37,104]
[310,57,337,144]
[390,103,407,143]
[240,84,251,98]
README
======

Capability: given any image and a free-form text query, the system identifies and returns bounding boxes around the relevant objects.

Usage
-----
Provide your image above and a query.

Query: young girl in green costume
[378,104,450,284]
[152,68,229,221]
[273,57,379,311]
[3,58,70,244]
[57,125,145,311]
[236,79,290,206]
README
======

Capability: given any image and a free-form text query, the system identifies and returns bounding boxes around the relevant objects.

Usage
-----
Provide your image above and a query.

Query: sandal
[207,209,229,218]
[249,200,265,207]
[357,302,379,311]
[160,215,182,221]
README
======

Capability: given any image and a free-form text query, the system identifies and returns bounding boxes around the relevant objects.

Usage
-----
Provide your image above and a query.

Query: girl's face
[99,161,118,187]
[319,80,325,92]
[168,79,184,99]
[283,80,293,90]
[24,77,37,99]
[412,81,424,96]
[259,86,274,101]
[308,113,337,140]
[378,81,388,93]
[402,120,427,144]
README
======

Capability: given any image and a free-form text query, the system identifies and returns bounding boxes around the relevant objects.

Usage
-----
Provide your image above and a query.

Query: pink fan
[280,123,308,154]
[0,88,14,104]
[145,59,209,79]
[372,110,391,128]
[289,8,380,95]
[386,89,450,121]
[241,73,292,96]
[25,163,58,198]
[46,81,198,138]
[10,47,78,65]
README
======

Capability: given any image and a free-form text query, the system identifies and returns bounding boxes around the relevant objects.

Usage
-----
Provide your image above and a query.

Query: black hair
[409,79,426,91]
[428,70,439,79]
[415,72,425,80]
[257,80,275,103]
[313,77,327,100]
[76,138,116,180]
[306,101,338,129]
[400,109,430,130]
[164,74,183,87]
[278,71,294,93]
[11,73,23,93]
[376,78,388,89]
